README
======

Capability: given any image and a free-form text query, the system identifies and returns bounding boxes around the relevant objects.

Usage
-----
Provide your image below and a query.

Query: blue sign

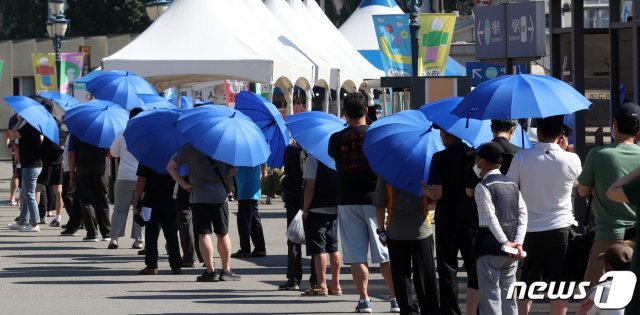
[506,1,546,58]
[474,4,507,60]
[466,61,526,86]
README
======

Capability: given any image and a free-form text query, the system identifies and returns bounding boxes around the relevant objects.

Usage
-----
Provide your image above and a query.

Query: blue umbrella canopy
[285,111,347,170]
[451,74,592,120]
[420,97,531,148]
[86,70,158,110]
[3,96,59,144]
[37,91,80,110]
[64,100,129,148]
[235,91,289,168]
[137,94,177,110]
[177,105,270,167]
[363,110,444,196]
[124,108,187,174]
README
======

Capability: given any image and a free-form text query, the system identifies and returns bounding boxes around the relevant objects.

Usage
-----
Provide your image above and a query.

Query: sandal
[328,288,343,296]
[301,286,328,297]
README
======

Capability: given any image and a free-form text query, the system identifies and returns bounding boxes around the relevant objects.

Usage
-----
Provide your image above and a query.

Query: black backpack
[40,137,64,166]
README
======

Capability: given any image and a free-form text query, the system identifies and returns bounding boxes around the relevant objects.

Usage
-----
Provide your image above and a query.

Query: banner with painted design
[60,52,85,94]
[224,80,249,107]
[32,53,58,93]
[372,14,412,77]
[418,13,456,76]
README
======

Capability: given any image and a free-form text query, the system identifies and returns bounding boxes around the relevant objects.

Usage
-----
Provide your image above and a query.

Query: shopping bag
[286,210,305,244]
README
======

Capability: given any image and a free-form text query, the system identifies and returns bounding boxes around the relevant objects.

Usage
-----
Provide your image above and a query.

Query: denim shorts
[337,204,390,264]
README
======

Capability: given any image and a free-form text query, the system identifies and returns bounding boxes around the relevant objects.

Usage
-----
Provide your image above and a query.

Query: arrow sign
[528,15,535,42]
[472,68,482,79]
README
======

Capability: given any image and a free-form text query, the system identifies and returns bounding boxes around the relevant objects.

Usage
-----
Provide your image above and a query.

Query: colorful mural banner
[60,52,85,94]
[372,14,412,77]
[418,13,456,76]
[32,53,58,93]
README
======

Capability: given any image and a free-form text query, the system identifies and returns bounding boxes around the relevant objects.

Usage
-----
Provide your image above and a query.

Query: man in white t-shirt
[506,115,582,315]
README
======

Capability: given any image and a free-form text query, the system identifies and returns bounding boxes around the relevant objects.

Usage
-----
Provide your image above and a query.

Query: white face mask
[473,163,483,178]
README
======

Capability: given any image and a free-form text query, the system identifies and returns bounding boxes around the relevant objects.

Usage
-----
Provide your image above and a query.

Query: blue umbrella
[137,94,177,110]
[452,74,591,120]
[235,91,289,168]
[64,100,129,148]
[124,108,187,174]
[285,111,347,170]
[38,91,80,110]
[420,97,531,148]
[363,110,444,196]
[170,96,204,109]
[86,70,157,110]
[177,105,270,167]
[3,96,59,144]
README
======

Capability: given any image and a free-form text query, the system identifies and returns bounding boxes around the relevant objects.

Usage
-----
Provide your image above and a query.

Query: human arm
[301,179,315,220]
[133,175,146,211]
[373,178,389,246]
[513,192,528,259]
[424,153,443,200]
[167,160,193,192]
[474,184,510,245]
[423,183,442,201]
[13,143,20,166]
[607,167,640,203]
[577,152,594,197]
[68,151,77,188]
[109,133,122,158]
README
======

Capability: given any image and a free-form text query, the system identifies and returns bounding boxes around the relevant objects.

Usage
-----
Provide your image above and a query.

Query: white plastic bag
[286,210,305,244]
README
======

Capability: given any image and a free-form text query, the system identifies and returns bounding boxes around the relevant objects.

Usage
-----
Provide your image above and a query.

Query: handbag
[561,196,596,282]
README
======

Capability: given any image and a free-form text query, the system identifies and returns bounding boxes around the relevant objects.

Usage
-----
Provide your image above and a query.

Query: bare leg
[351,263,370,300]
[550,299,568,315]
[466,288,480,315]
[199,234,215,272]
[217,233,232,271]
[380,261,396,298]
[314,253,328,289]
[518,299,533,315]
[329,252,342,292]
[9,173,17,203]
[53,184,63,216]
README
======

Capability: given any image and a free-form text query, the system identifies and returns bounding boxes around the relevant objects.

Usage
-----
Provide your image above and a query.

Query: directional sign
[474,4,507,59]
[506,1,545,58]
[466,61,526,86]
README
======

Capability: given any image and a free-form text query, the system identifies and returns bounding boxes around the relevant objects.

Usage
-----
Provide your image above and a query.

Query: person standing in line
[473,142,527,315]
[300,156,342,297]
[424,129,480,315]
[108,108,144,250]
[489,120,522,174]
[328,93,397,314]
[35,100,62,226]
[376,177,440,315]
[507,115,582,315]
[175,177,201,267]
[578,103,640,286]
[231,165,267,258]
[60,132,83,236]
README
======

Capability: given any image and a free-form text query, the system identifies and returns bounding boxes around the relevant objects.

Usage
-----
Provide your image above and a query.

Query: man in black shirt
[490,120,522,174]
[424,130,479,315]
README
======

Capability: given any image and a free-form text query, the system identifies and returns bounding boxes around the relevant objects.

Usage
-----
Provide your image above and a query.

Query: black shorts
[304,212,339,256]
[191,203,229,235]
[37,165,63,186]
[520,227,571,286]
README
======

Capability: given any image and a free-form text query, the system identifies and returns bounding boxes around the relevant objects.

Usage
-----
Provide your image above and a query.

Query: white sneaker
[19,225,40,232]
[7,222,25,230]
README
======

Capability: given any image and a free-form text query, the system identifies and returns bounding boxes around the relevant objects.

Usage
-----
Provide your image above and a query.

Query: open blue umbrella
[3,96,59,144]
[177,105,270,167]
[137,94,177,110]
[235,91,289,168]
[86,70,157,110]
[452,74,591,120]
[285,111,347,170]
[420,97,531,148]
[363,110,444,196]
[64,100,129,148]
[170,96,204,109]
[124,108,187,174]
[38,91,79,110]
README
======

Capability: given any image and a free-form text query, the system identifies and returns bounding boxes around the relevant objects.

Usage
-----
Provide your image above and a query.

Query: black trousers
[62,172,82,230]
[38,185,54,218]
[237,199,266,253]
[388,236,440,315]
[285,205,316,285]
[175,199,201,263]
[76,173,111,238]
[145,202,182,269]
[435,222,479,315]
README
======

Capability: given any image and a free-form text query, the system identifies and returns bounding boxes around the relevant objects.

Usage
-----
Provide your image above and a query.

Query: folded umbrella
[64,100,129,148]
[235,91,289,168]
[363,110,444,196]
[177,105,270,167]
[137,94,177,110]
[124,108,187,174]
[285,111,347,170]
[86,70,157,110]
[3,96,59,144]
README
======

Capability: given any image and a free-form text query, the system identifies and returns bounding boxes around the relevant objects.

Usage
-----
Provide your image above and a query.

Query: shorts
[521,227,571,286]
[338,204,390,264]
[191,202,229,235]
[37,165,63,186]
[304,211,339,256]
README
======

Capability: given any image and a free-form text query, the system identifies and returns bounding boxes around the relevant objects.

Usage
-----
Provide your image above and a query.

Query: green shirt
[578,144,640,240]
[373,178,433,240]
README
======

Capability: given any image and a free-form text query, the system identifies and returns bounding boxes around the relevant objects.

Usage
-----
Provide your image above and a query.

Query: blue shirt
[235,166,262,200]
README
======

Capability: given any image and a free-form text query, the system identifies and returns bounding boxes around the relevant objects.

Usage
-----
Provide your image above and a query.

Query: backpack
[40,137,64,166]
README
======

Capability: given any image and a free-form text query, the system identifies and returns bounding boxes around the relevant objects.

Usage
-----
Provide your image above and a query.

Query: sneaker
[101,236,111,242]
[9,201,18,206]
[83,236,99,242]
[108,240,118,249]
[230,250,251,258]
[132,240,144,249]
[171,268,183,275]
[389,298,400,313]
[196,270,219,282]
[60,229,77,236]
[138,249,146,255]
[49,219,61,227]
[251,250,267,257]
[278,279,300,291]
[7,222,25,230]
[355,299,373,313]
[39,218,48,224]
[138,266,159,275]
[20,225,40,232]
[219,270,241,281]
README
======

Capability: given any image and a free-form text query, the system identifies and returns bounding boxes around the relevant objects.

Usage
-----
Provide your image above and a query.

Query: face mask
[473,163,483,178]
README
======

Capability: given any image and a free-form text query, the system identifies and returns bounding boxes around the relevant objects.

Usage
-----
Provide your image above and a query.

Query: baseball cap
[476,142,504,164]
[599,242,633,271]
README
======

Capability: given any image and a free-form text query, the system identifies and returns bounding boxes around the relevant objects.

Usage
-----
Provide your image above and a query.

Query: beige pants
[583,239,626,286]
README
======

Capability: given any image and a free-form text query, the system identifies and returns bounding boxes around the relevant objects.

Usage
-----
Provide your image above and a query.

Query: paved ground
[0,161,577,314]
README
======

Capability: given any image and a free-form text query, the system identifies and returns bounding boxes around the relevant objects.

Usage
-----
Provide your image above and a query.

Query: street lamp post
[407,0,422,76]
[46,0,69,92]
[145,0,171,21]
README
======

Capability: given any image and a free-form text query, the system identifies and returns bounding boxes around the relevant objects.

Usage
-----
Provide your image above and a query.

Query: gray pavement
[0,161,576,314]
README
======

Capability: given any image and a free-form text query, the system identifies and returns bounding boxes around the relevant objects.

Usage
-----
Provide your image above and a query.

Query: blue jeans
[19,167,42,225]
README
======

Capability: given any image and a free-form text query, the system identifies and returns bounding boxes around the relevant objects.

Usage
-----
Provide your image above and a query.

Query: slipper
[328,288,343,296]
[301,286,328,297]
